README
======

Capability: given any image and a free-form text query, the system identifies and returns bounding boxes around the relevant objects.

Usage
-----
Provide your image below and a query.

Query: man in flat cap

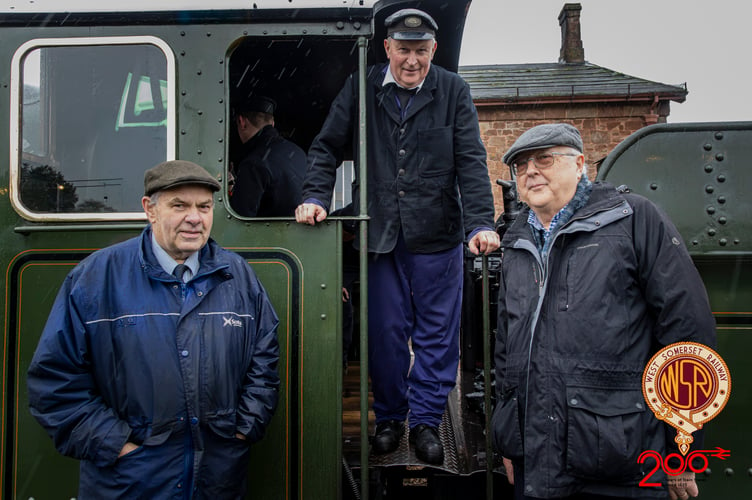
[296,8,499,465]
[231,94,307,217]
[28,159,280,498]
[491,123,715,499]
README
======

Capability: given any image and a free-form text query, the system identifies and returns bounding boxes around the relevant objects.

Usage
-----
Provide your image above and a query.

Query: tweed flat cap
[385,8,437,40]
[503,123,583,165]
[144,160,221,196]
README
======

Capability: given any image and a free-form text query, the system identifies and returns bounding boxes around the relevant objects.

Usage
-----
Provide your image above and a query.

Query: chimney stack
[559,3,585,64]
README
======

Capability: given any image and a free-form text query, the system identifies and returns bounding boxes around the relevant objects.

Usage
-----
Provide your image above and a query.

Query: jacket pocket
[417,126,454,177]
[491,388,524,461]
[565,386,646,482]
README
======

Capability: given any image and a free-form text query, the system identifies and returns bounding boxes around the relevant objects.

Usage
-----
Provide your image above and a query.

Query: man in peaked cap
[231,94,307,217]
[491,123,715,499]
[296,7,500,465]
[28,159,280,498]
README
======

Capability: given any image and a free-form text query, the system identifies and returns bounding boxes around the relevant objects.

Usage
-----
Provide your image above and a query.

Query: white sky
[4,0,750,123]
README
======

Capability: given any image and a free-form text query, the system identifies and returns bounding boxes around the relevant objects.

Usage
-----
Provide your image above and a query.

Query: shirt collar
[151,231,199,280]
[382,67,424,92]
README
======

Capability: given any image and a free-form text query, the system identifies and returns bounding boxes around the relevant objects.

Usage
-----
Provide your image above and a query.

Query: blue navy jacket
[27,227,280,499]
[303,63,495,254]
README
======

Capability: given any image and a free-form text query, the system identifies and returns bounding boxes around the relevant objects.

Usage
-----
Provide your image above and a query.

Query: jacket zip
[513,197,630,482]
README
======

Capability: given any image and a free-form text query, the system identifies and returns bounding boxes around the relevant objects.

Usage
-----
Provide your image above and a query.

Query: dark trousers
[367,235,463,428]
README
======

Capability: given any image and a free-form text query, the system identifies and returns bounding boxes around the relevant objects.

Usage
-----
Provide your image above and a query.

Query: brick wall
[477,100,671,217]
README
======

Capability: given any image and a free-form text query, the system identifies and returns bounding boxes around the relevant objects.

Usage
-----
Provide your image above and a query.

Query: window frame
[9,36,176,222]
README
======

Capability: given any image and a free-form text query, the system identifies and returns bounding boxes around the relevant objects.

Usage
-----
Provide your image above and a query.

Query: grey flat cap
[144,160,221,196]
[385,8,437,40]
[503,123,583,165]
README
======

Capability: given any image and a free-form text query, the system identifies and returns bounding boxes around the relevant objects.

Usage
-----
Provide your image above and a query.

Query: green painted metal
[356,35,371,500]
[0,6,366,499]
[597,122,752,255]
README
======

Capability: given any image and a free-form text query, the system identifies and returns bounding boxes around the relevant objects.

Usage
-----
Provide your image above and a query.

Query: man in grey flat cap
[28,159,280,498]
[491,123,715,500]
[296,8,499,465]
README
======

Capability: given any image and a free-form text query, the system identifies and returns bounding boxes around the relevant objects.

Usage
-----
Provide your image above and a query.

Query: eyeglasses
[511,152,579,176]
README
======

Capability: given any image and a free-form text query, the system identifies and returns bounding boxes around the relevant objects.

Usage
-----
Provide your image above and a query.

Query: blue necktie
[173,264,189,283]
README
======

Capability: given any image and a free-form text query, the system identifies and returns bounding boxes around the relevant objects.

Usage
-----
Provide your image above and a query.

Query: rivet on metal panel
[705,185,715,194]
[717,175,726,183]
[708,228,717,236]
[704,164,714,173]
[716,153,725,161]
[718,217,727,225]
[321,314,327,320]
[706,206,716,215]
[703,143,713,151]
[734,239,740,245]
[336,21,345,30]
[650,183,658,190]
[719,239,728,246]
[724,468,734,477]
[321,284,327,289]
[715,132,724,140]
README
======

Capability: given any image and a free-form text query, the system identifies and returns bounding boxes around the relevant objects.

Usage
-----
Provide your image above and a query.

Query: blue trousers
[367,235,463,428]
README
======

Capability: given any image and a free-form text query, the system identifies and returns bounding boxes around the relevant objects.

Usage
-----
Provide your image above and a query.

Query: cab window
[12,38,174,220]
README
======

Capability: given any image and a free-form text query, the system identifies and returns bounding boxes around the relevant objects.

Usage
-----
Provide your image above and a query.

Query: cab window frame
[9,36,176,222]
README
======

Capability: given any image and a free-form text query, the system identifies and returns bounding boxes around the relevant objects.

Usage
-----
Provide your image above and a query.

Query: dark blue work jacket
[27,227,280,499]
[231,124,307,217]
[303,63,495,254]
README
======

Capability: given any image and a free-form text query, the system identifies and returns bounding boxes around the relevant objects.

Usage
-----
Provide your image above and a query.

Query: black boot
[372,420,405,454]
[409,424,444,464]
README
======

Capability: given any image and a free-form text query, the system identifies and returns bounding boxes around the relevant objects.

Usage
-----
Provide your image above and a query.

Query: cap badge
[404,16,422,28]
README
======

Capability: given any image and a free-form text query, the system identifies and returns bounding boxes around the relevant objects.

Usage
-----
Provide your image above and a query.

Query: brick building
[459,3,688,216]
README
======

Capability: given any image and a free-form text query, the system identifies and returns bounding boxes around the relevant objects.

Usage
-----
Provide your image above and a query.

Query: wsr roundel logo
[642,342,730,454]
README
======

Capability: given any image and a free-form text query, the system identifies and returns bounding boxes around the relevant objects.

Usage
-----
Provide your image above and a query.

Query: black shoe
[372,420,405,454]
[409,424,444,464]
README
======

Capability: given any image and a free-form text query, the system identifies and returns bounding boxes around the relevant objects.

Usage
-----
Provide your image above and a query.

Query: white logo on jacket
[223,316,243,328]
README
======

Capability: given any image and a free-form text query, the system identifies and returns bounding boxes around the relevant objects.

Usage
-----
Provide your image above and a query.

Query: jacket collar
[372,63,437,123]
[139,226,227,281]
[503,182,626,247]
